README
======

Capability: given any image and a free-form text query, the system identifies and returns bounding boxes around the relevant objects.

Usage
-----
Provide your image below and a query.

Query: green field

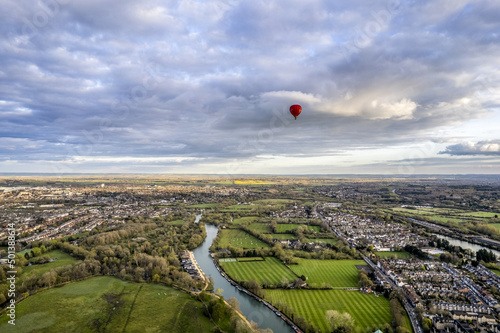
[491,268,500,277]
[22,250,79,277]
[276,224,321,233]
[220,257,297,286]
[462,211,500,218]
[266,289,393,332]
[218,229,270,249]
[271,233,298,240]
[252,199,294,205]
[490,223,500,230]
[375,251,412,259]
[232,216,258,225]
[0,276,216,333]
[237,257,264,262]
[221,204,254,212]
[289,259,365,287]
[390,207,500,224]
[247,223,272,234]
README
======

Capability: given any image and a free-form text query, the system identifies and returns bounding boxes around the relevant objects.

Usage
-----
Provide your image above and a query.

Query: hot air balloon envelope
[289,104,302,119]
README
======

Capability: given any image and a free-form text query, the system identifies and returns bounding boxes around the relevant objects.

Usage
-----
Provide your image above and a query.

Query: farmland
[289,259,365,287]
[219,257,297,286]
[217,229,270,249]
[232,216,258,225]
[252,199,295,206]
[276,224,321,233]
[266,289,393,333]
[389,207,500,224]
[0,276,216,333]
[221,204,254,212]
[271,233,298,240]
[247,222,272,234]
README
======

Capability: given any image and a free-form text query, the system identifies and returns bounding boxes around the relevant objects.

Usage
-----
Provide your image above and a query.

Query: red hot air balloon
[289,104,302,120]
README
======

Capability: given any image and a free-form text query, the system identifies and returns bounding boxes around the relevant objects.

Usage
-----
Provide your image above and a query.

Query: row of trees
[477,248,497,263]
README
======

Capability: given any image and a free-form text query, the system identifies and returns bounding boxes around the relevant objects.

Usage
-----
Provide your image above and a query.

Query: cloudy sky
[1,0,499,175]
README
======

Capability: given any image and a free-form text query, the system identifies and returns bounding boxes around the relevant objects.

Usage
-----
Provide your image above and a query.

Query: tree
[358,269,373,288]
[477,249,496,263]
[326,310,355,333]
[228,297,240,311]
[422,317,432,333]
[215,287,224,297]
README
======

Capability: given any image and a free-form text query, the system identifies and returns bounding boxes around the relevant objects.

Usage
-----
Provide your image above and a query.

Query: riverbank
[211,248,303,333]
[407,218,500,255]
[193,224,296,333]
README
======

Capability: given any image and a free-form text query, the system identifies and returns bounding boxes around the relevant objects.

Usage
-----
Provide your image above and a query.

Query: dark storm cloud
[0,0,499,172]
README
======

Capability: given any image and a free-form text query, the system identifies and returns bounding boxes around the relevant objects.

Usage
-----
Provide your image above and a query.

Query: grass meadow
[390,207,500,224]
[289,259,365,287]
[220,257,297,285]
[276,224,321,233]
[218,229,270,249]
[232,216,258,225]
[266,289,393,333]
[247,223,272,234]
[0,276,215,333]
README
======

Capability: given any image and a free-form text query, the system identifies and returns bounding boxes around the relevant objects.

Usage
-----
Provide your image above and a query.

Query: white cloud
[441,140,500,155]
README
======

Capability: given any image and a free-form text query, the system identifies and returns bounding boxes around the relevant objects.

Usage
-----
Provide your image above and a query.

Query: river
[433,234,500,258]
[192,224,294,333]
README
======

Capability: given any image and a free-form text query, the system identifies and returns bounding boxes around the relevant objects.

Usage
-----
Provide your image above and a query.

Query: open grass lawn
[266,289,393,333]
[188,203,218,208]
[271,233,298,240]
[218,229,270,249]
[0,276,216,333]
[247,223,272,234]
[375,251,412,259]
[220,257,297,285]
[22,250,79,277]
[237,257,264,262]
[289,259,365,287]
[391,207,499,224]
[221,204,254,212]
[490,223,500,230]
[276,224,321,233]
[232,216,258,225]
[462,211,500,218]
[252,199,295,205]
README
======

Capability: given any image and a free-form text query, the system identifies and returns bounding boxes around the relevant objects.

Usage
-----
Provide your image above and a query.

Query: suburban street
[315,204,423,333]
